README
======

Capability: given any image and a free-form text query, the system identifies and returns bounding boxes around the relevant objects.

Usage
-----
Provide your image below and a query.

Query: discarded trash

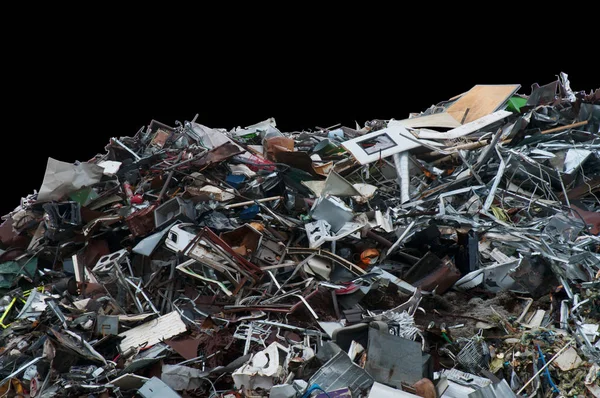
[0,72,598,397]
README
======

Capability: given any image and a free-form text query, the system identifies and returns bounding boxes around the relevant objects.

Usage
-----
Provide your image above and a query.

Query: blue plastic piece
[302,383,331,398]
[239,204,260,220]
[226,174,246,188]
[537,344,560,394]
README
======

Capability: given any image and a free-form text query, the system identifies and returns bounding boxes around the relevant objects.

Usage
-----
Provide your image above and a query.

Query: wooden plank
[446,84,520,124]
[392,112,461,128]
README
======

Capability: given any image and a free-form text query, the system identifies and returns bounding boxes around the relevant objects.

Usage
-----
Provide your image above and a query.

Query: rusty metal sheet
[82,240,111,269]
[220,224,263,259]
[275,151,322,177]
[192,227,263,277]
[571,204,600,235]
[165,337,201,360]
[0,219,30,248]
[265,136,294,161]
[560,176,600,201]
[183,186,223,203]
[405,252,461,294]
[151,130,170,148]
[192,142,243,168]
[0,247,26,262]
[125,205,157,237]
[83,214,123,236]
[80,206,107,223]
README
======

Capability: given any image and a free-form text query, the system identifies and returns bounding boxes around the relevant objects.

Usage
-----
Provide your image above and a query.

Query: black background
[3,19,597,216]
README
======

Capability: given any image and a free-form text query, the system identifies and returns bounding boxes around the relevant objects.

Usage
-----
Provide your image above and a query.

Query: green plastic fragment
[69,187,99,206]
[506,96,527,113]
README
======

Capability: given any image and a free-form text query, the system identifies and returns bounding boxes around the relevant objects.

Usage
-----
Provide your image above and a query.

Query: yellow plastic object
[0,297,18,329]
[0,286,44,329]
[490,206,509,222]
[0,378,24,395]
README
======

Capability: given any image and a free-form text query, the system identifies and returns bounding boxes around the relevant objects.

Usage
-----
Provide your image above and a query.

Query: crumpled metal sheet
[47,328,106,364]
[192,142,244,168]
[38,157,104,202]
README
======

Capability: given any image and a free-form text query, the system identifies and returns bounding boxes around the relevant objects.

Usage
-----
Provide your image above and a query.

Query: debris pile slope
[0,73,598,397]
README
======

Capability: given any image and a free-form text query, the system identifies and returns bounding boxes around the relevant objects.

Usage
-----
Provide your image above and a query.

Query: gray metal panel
[138,377,181,398]
[365,326,424,387]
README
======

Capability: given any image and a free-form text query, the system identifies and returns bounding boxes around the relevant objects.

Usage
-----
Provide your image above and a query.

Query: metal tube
[0,357,43,388]
[112,138,141,161]
[393,152,410,203]
[224,196,283,209]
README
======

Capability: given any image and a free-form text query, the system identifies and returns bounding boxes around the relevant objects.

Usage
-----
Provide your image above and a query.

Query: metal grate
[457,330,489,374]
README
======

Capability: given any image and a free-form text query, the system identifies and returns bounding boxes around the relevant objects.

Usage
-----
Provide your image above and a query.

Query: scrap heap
[0,73,598,398]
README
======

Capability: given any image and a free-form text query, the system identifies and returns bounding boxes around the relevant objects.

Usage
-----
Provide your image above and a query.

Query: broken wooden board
[446,84,520,124]
[391,112,461,129]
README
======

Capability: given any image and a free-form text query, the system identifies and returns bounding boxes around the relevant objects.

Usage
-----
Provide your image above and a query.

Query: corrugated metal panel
[309,351,373,395]
[118,311,187,352]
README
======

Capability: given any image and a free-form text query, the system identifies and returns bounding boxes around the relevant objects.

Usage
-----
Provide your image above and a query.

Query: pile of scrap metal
[0,73,598,398]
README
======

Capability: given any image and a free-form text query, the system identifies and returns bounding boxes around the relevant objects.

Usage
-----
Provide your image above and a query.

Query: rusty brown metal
[220,224,263,259]
[265,136,294,161]
[571,204,600,235]
[560,176,600,201]
[192,142,243,169]
[193,227,263,277]
[275,151,322,177]
[82,240,111,269]
[405,252,461,294]
[151,130,170,148]
[83,214,123,236]
[0,247,26,262]
[125,205,157,237]
[165,337,201,360]
[223,305,292,314]
[0,219,30,249]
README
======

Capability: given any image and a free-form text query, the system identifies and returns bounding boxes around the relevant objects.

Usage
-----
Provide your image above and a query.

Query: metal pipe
[112,138,141,161]
[365,229,393,248]
[0,357,43,388]
[157,153,183,203]
[224,196,283,209]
